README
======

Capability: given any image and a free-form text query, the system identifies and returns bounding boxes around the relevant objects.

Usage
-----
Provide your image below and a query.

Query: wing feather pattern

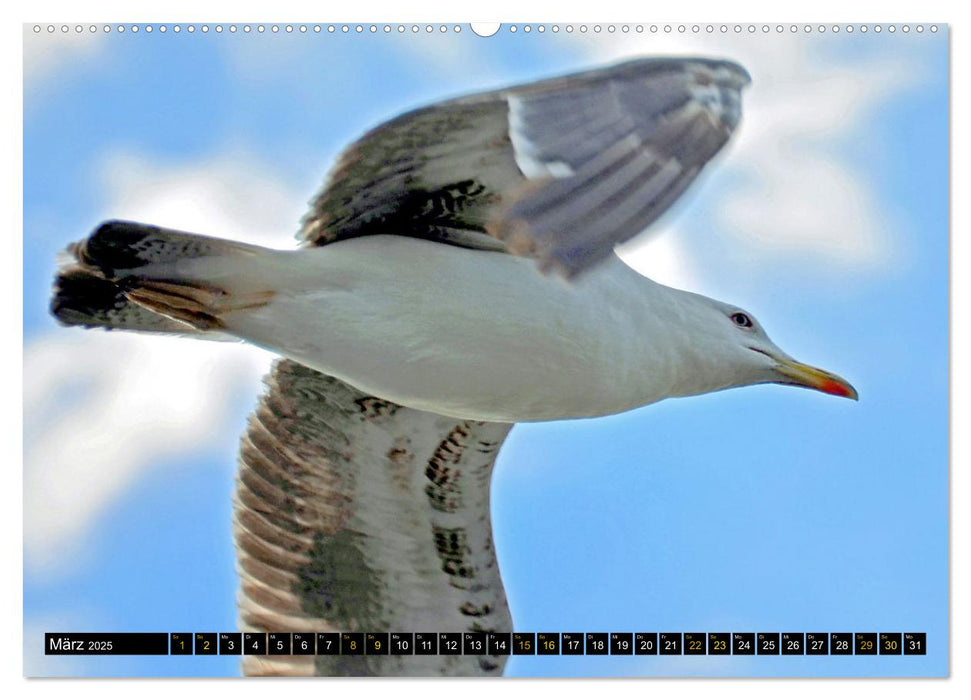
[235,359,512,676]
[299,57,749,277]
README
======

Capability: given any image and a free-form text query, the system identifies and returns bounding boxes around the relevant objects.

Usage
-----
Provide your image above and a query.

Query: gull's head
[674,294,858,401]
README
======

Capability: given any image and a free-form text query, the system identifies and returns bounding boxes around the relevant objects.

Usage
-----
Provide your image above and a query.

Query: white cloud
[24,332,273,573]
[23,25,104,87]
[616,225,700,291]
[96,152,310,248]
[577,32,925,273]
[23,153,307,574]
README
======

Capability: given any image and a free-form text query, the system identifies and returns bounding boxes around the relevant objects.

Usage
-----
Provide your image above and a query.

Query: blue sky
[23,24,947,677]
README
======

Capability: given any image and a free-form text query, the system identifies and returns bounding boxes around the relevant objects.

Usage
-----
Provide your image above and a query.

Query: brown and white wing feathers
[235,359,512,676]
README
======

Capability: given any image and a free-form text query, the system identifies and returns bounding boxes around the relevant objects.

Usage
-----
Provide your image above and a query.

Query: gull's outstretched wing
[235,359,512,676]
[300,57,749,276]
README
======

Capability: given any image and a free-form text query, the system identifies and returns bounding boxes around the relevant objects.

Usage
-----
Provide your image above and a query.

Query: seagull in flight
[50,57,856,676]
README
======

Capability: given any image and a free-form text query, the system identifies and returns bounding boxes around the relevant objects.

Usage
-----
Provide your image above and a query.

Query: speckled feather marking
[235,360,512,676]
[74,221,241,275]
[299,97,517,252]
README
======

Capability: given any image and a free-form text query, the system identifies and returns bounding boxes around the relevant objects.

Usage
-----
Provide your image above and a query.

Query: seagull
[50,57,857,676]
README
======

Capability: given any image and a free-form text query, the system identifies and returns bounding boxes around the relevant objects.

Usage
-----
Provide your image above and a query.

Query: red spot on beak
[819,377,858,400]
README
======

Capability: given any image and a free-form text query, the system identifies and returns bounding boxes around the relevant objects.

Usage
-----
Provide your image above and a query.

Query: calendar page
[23,19,948,678]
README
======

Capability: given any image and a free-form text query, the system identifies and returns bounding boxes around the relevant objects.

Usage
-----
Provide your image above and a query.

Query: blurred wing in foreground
[300,57,750,276]
[235,359,512,676]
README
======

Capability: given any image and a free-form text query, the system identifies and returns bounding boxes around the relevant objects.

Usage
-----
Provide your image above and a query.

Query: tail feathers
[51,268,195,334]
[52,220,275,333]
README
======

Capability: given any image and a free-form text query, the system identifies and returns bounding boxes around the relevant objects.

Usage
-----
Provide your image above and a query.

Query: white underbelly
[223,236,664,422]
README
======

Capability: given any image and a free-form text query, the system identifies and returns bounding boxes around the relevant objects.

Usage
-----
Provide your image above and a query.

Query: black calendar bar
[45,631,928,656]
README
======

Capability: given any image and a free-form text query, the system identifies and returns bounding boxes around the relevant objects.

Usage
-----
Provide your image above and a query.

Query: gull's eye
[731,312,753,328]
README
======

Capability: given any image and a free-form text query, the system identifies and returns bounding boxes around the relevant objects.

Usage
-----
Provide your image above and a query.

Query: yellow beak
[775,357,858,400]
